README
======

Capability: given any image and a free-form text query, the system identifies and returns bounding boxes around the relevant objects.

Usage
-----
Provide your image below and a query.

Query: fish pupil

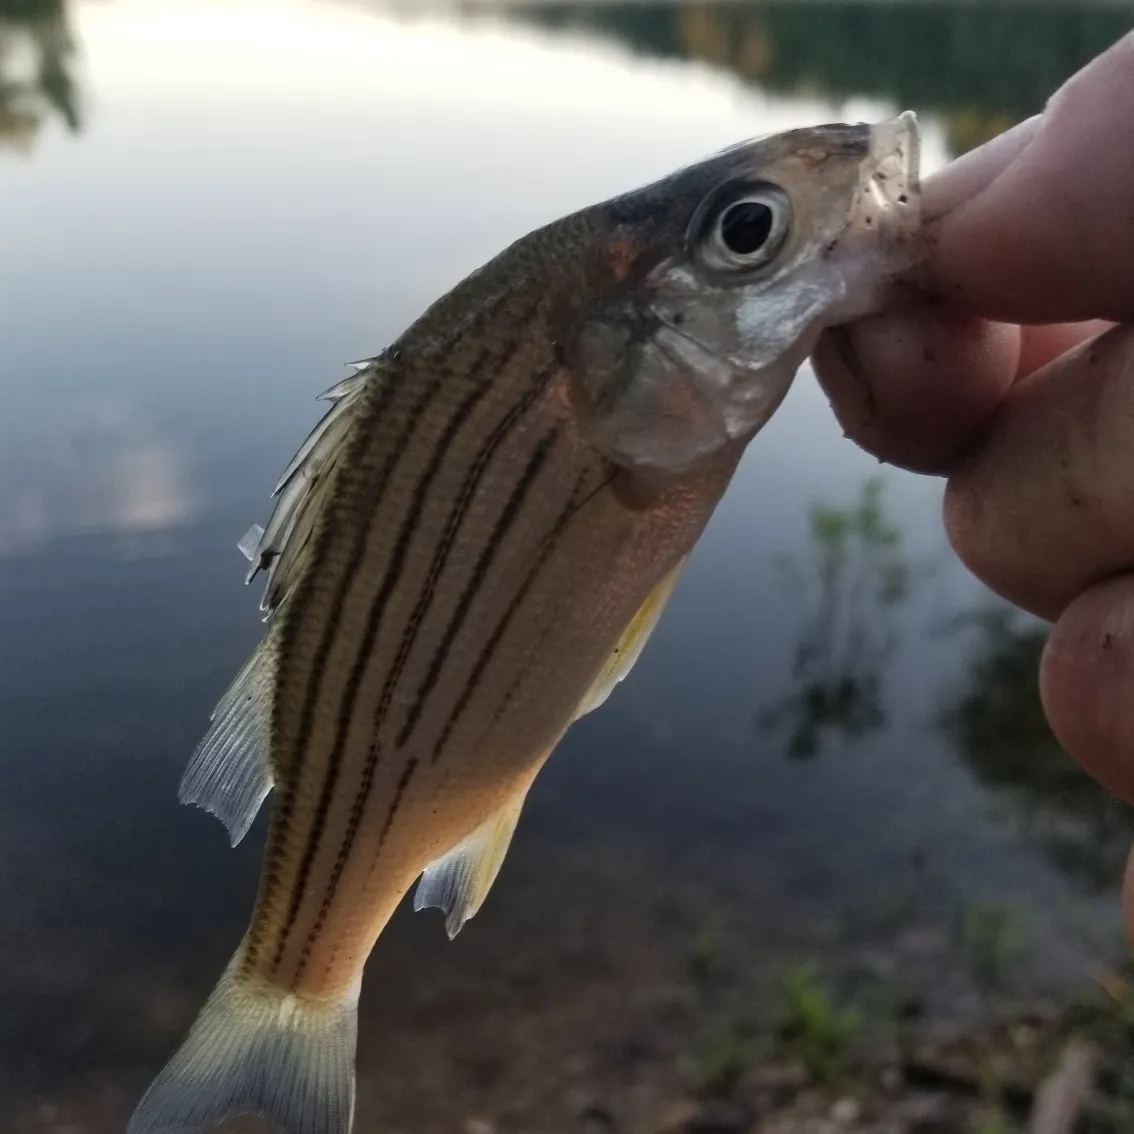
[719,200,773,256]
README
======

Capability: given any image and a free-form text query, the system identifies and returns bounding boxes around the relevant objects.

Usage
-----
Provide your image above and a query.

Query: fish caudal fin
[127,953,359,1134]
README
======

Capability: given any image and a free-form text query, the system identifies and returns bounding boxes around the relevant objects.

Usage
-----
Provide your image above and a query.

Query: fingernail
[922,114,1042,222]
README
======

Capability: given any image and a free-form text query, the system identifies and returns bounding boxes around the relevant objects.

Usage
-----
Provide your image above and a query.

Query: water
[1,2,1132,1131]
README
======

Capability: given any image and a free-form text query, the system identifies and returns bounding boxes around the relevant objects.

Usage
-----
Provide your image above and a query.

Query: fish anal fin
[575,554,687,720]
[126,950,359,1134]
[414,790,527,940]
[179,641,277,846]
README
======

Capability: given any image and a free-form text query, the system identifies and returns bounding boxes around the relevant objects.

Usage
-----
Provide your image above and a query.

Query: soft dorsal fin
[182,358,380,842]
[179,639,277,846]
[574,554,687,720]
[414,789,527,939]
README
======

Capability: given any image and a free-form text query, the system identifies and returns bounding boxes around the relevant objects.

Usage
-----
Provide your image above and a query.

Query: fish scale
[130,111,922,1134]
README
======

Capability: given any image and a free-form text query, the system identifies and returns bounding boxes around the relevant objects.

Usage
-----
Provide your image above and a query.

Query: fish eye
[720,200,774,255]
[696,184,792,274]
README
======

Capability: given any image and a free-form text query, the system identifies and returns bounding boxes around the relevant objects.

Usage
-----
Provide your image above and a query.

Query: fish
[128,111,921,1134]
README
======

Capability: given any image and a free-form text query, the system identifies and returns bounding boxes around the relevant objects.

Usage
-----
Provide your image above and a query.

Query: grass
[774,961,861,1086]
[685,1020,757,1099]
[973,1106,1016,1134]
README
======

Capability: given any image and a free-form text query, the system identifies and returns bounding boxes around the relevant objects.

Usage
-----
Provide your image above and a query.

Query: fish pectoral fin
[411,560,687,941]
[414,790,528,940]
[126,949,358,1134]
[178,640,277,847]
[574,554,688,720]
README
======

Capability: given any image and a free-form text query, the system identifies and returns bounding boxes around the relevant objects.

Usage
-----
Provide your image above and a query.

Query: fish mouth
[853,110,922,253]
[812,110,923,327]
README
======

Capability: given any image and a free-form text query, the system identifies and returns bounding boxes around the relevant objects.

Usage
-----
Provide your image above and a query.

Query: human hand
[811,33,1134,940]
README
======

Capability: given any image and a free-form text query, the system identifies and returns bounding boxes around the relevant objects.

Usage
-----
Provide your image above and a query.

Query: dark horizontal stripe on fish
[290,354,554,977]
[246,364,415,972]
[281,289,515,797]
[395,378,560,750]
[302,426,565,984]
[269,366,496,974]
[264,306,516,973]
[430,465,605,766]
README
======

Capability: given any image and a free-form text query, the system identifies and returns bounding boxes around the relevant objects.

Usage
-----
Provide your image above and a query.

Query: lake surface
[2,2,1132,1132]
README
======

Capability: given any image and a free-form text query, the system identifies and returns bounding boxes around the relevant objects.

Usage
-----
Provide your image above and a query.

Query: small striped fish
[129,113,920,1134]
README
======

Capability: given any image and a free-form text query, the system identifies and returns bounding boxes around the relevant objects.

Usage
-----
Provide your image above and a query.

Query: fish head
[564,113,922,474]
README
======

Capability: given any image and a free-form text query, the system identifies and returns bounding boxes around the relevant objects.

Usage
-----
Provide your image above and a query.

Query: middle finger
[945,323,1134,621]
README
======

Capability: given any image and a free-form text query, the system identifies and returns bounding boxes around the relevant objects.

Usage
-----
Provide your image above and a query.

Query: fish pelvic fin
[179,638,277,846]
[415,788,529,940]
[574,554,687,720]
[127,950,359,1134]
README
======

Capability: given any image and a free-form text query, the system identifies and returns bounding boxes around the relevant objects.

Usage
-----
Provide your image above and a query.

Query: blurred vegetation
[759,477,912,758]
[774,960,860,1085]
[960,898,1024,990]
[938,605,1134,890]
[0,0,79,151]
[510,0,1132,156]
[686,1018,757,1098]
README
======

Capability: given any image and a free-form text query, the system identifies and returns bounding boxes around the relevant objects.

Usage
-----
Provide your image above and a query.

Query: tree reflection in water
[938,604,1134,890]
[0,0,79,151]
[508,0,1132,156]
[759,477,912,759]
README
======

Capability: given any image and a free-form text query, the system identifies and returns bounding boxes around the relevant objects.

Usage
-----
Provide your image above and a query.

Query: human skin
[810,32,1134,943]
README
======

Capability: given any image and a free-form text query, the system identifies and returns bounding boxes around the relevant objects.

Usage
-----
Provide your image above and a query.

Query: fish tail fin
[127,950,359,1134]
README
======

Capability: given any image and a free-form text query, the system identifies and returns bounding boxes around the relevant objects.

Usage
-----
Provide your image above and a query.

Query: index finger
[813,31,1134,473]
[814,312,1108,473]
[922,31,1134,324]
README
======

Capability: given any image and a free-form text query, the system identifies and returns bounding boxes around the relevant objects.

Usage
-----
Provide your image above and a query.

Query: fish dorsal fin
[179,640,278,846]
[243,357,379,617]
[414,789,528,940]
[574,554,687,720]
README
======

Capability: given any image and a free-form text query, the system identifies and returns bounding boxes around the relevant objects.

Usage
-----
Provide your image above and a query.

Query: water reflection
[0,0,80,151]
[504,0,1133,155]
[939,603,1134,890]
[758,477,911,759]
[0,396,196,557]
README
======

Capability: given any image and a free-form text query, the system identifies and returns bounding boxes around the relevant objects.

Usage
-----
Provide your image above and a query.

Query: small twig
[1027,1039,1096,1134]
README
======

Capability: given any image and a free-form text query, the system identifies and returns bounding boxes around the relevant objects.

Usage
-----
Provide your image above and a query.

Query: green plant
[973,1106,1015,1134]
[774,961,861,1085]
[686,1020,756,1099]
[961,901,1023,989]
[688,917,727,993]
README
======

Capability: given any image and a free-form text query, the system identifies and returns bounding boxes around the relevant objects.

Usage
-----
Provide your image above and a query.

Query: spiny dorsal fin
[574,554,687,720]
[243,356,379,617]
[414,790,528,939]
[186,357,381,841]
[179,639,277,846]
